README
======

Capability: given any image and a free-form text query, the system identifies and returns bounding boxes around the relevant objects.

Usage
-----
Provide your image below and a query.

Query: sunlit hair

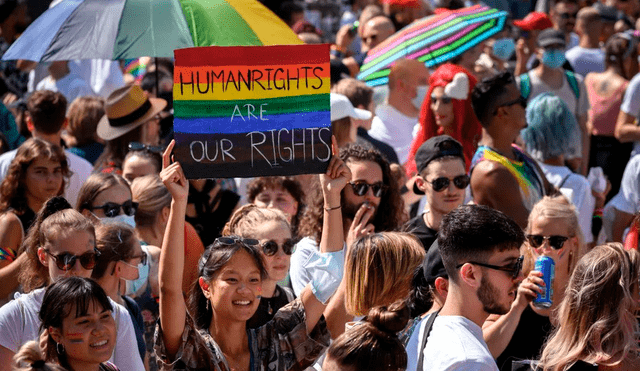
[27,90,67,135]
[76,172,130,213]
[222,204,290,239]
[189,236,268,330]
[20,197,95,292]
[327,301,410,371]
[539,243,640,370]
[522,93,579,161]
[92,223,138,279]
[345,232,425,316]
[65,96,105,148]
[0,138,69,214]
[131,175,170,228]
[245,176,304,236]
[605,33,636,79]
[123,149,161,175]
[13,341,66,371]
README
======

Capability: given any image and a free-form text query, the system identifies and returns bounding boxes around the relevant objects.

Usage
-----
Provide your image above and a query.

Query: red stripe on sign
[174,44,330,67]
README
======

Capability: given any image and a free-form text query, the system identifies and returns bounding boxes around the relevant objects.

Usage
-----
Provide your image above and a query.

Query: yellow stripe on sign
[225,0,303,46]
[173,78,331,100]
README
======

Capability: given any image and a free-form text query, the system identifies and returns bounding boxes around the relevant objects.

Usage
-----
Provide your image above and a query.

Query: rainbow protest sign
[173,44,331,179]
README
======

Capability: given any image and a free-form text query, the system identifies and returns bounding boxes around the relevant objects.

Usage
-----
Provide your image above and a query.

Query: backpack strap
[558,172,573,188]
[564,70,580,99]
[519,73,531,100]
[416,311,439,371]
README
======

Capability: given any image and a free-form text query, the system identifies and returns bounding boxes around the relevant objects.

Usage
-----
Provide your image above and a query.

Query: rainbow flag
[173,44,331,179]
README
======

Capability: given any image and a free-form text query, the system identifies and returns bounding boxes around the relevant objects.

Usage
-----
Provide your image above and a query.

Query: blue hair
[522,93,579,161]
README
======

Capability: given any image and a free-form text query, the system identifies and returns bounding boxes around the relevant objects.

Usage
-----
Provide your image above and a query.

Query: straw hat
[97,84,167,141]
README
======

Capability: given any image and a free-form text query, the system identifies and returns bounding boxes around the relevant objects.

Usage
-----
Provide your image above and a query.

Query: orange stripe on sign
[174,64,330,84]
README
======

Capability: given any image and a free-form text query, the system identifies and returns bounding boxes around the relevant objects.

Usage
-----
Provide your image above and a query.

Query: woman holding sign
[156,137,349,370]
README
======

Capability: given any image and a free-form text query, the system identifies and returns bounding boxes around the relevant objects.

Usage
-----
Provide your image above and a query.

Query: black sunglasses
[431,95,452,104]
[494,96,527,115]
[426,175,470,192]
[88,200,138,218]
[128,141,164,154]
[526,234,570,250]
[559,12,578,19]
[261,239,296,256]
[44,249,100,271]
[349,181,388,198]
[457,256,524,279]
[126,253,148,266]
[216,236,260,247]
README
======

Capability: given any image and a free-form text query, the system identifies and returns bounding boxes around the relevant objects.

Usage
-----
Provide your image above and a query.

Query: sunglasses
[349,181,388,198]
[216,236,260,247]
[128,141,164,154]
[526,234,570,250]
[431,95,452,104]
[261,239,296,256]
[124,253,148,266]
[44,249,100,271]
[457,255,524,279]
[88,200,138,218]
[494,96,527,115]
[426,175,470,192]
[559,12,578,19]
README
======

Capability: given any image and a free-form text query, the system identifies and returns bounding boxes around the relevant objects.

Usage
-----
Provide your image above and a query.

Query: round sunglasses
[128,141,164,154]
[349,181,388,198]
[44,249,100,271]
[87,200,138,218]
[526,234,570,250]
[261,239,296,256]
[426,175,470,192]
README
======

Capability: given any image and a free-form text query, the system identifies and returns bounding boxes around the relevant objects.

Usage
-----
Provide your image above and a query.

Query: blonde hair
[131,175,171,228]
[13,341,65,371]
[345,232,426,316]
[539,243,640,370]
[222,204,290,238]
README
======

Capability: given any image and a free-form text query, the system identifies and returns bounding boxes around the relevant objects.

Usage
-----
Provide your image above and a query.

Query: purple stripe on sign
[174,111,330,135]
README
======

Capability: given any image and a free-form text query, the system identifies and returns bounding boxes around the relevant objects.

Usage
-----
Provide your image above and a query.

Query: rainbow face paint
[66,332,84,343]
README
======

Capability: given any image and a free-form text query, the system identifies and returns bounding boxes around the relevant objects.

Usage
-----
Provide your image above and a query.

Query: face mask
[124,257,149,296]
[412,85,429,109]
[100,214,136,229]
[493,38,515,60]
[541,49,566,69]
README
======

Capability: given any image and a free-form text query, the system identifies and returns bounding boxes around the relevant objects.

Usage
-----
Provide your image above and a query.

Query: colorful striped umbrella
[357,5,508,87]
[2,0,302,62]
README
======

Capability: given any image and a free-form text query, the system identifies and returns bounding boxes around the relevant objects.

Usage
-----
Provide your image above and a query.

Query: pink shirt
[586,78,628,136]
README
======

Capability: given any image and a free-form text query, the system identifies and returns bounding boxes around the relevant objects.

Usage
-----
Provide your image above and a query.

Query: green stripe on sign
[174,94,330,118]
[178,0,262,47]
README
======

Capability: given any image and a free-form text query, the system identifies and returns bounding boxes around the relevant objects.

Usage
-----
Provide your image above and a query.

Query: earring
[206,299,210,311]
[56,342,64,355]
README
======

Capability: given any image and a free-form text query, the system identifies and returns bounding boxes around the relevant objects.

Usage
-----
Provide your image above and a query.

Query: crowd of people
[3,0,640,370]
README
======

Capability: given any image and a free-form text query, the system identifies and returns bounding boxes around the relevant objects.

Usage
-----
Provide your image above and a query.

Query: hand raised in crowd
[512,270,544,312]
[160,140,189,203]
[320,136,352,197]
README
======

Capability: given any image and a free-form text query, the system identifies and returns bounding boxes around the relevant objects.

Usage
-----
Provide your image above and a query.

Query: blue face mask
[100,214,136,229]
[412,85,429,109]
[493,38,515,60]
[541,49,566,69]
[124,257,149,296]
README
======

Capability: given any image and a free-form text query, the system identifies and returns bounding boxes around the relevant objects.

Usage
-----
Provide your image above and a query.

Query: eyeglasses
[87,201,138,218]
[426,175,470,192]
[526,234,570,250]
[494,96,527,115]
[431,95,452,104]
[559,12,578,19]
[261,239,296,256]
[128,142,164,154]
[456,256,524,279]
[44,249,100,271]
[349,181,388,198]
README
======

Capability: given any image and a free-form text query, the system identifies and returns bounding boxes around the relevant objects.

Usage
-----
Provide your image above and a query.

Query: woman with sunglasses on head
[223,205,297,329]
[538,243,640,371]
[484,195,586,371]
[91,223,148,367]
[156,138,349,370]
[0,138,69,303]
[122,143,162,184]
[0,197,144,371]
[12,277,118,371]
[76,173,137,228]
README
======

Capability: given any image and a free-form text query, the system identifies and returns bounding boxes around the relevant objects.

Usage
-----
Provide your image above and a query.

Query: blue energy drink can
[533,256,555,308]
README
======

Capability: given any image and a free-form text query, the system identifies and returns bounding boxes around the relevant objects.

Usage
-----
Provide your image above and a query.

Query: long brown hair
[76,172,130,212]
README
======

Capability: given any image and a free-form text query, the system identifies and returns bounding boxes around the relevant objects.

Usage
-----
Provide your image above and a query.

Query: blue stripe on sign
[2,0,84,62]
[174,110,331,134]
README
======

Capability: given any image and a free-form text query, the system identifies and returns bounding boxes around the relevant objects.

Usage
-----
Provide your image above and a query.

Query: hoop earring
[56,342,64,355]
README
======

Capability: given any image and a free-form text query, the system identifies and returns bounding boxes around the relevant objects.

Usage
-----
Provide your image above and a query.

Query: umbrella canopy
[2,0,302,62]
[357,5,508,87]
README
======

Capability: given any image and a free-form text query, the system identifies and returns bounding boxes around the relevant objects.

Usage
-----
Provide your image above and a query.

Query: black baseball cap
[423,240,448,286]
[413,135,465,195]
[537,28,566,49]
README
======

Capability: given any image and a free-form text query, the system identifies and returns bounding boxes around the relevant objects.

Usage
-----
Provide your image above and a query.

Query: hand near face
[346,202,375,248]
[512,270,544,311]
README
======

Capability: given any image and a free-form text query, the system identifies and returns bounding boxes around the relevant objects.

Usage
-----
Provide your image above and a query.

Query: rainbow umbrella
[2,0,302,62]
[357,5,507,87]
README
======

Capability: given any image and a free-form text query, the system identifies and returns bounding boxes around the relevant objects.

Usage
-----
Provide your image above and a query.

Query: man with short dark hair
[470,71,554,228]
[548,0,580,48]
[418,205,525,370]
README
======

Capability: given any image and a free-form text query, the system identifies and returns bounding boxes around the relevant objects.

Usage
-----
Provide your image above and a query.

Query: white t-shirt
[565,46,605,77]
[607,154,640,215]
[0,148,93,208]
[620,73,640,156]
[540,163,595,244]
[69,59,125,99]
[0,288,145,371]
[421,315,498,371]
[368,103,418,164]
[36,72,96,105]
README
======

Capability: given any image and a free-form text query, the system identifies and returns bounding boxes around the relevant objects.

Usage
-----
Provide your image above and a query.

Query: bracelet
[324,205,341,212]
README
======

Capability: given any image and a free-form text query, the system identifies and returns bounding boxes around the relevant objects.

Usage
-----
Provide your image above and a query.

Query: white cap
[330,93,372,121]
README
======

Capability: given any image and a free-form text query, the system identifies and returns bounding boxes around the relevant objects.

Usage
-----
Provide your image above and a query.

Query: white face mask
[412,85,429,110]
[100,214,136,229]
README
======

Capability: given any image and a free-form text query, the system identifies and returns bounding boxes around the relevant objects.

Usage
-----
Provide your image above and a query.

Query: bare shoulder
[0,212,23,231]
[471,160,518,188]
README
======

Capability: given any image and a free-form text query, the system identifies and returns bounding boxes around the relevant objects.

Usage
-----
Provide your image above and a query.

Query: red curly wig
[406,63,481,176]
